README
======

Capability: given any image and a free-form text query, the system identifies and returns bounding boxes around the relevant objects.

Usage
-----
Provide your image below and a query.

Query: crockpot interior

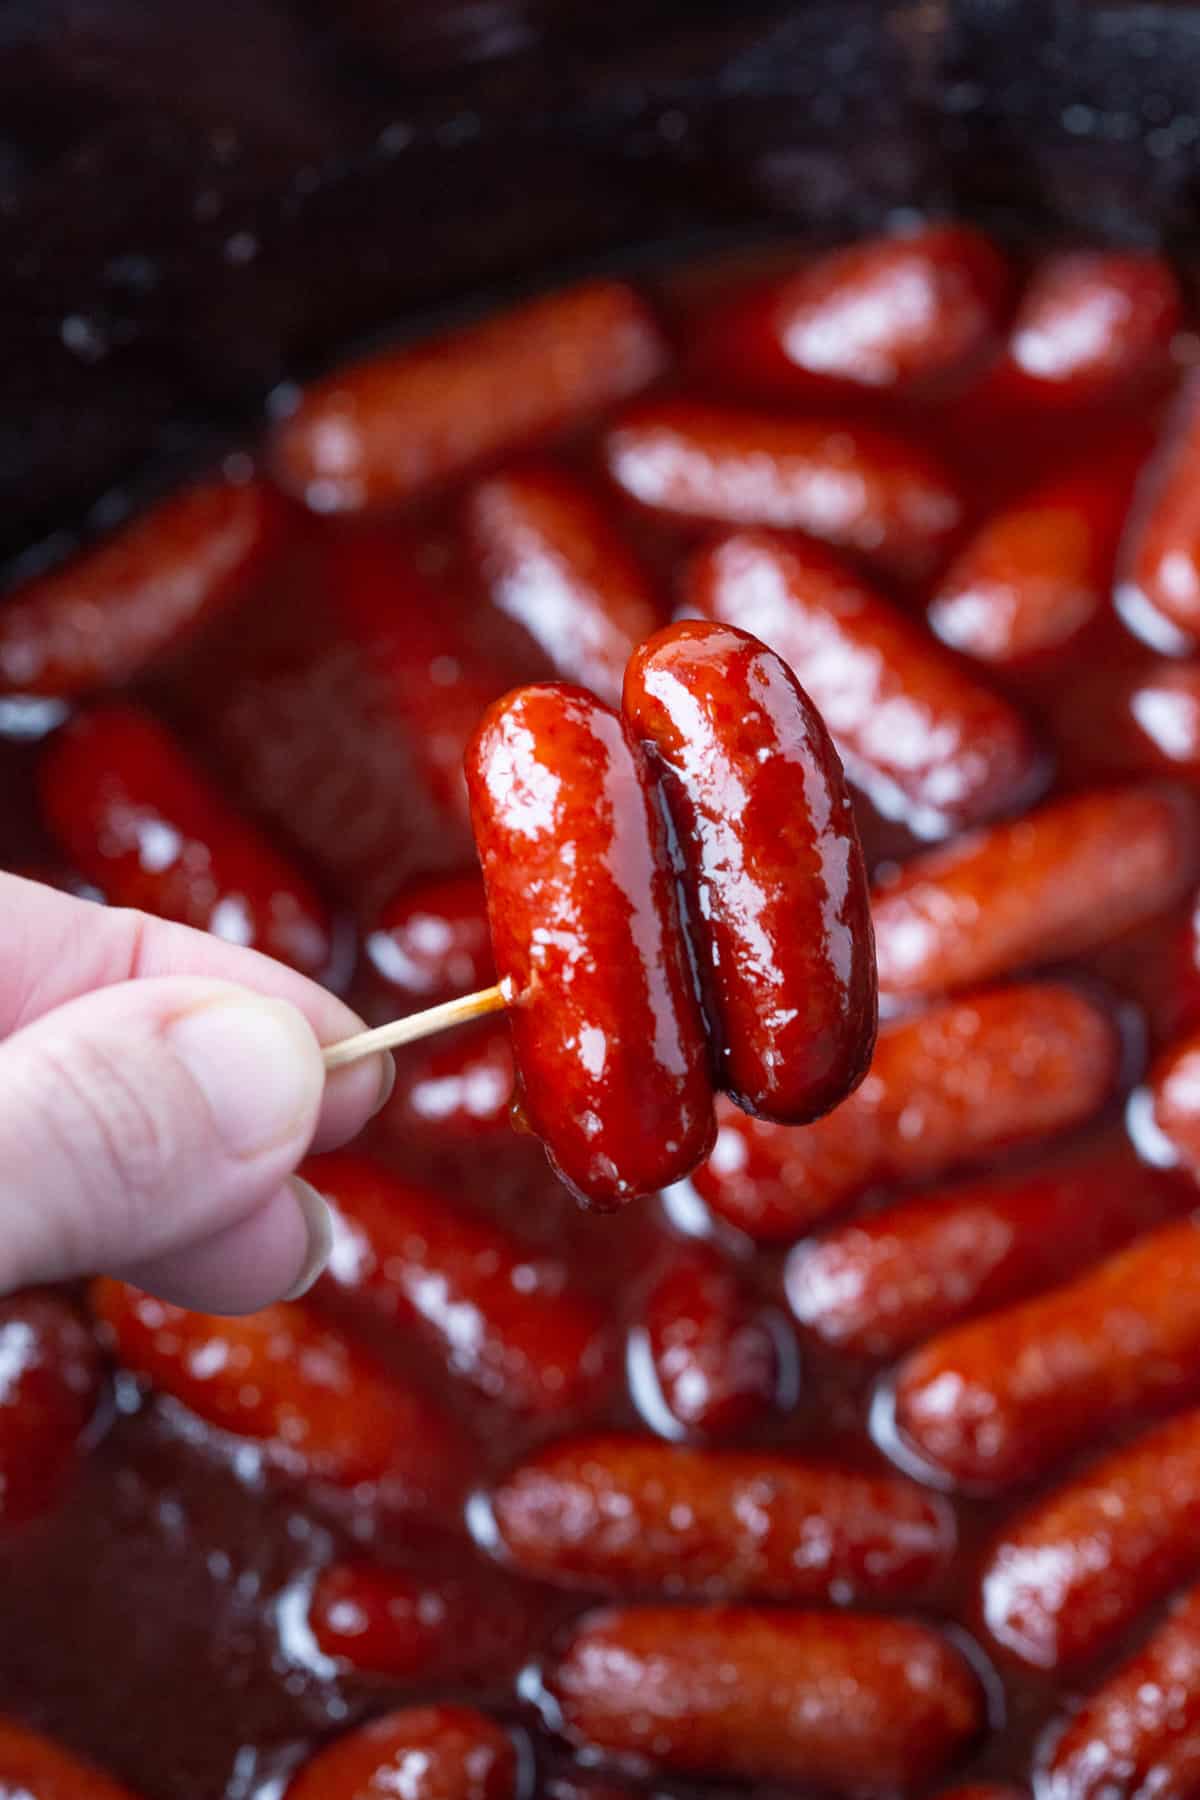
[4,0,1200,566]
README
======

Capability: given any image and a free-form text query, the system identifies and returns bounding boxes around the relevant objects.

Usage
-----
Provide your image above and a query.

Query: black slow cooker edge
[3,0,1200,561]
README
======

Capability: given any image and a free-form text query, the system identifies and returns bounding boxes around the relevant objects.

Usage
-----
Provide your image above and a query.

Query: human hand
[0,872,393,1314]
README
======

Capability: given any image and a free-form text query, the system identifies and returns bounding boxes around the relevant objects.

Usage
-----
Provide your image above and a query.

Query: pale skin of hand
[0,873,394,1314]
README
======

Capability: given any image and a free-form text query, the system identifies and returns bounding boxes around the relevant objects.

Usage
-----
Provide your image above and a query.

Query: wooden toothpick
[322,983,508,1072]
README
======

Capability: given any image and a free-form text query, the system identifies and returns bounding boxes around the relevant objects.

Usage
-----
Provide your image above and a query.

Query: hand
[0,873,393,1314]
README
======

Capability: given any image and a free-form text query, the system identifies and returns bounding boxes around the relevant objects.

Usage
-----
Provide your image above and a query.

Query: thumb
[0,976,339,1313]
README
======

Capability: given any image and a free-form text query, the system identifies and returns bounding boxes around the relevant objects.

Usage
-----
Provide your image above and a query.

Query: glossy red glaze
[545,1605,984,1790]
[465,463,664,707]
[687,529,1044,838]
[1118,378,1200,649]
[365,870,492,1010]
[981,250,1181,410]
[310,1561,458,1676]
[1041,1583,1200,1800]
[692,984,1120,1240]
[690,224,1010,397]
[787,1144,1187,1358]
[625,619,877,1121]
[465,682,715,1207]
[38,706,335,978]
[489,1434,953,1601]
[0,1717,143,1799]
[380,1023,517,1147]
[0,478,285,700]
[90,1282,471,1507]
[0,1295,100,1531]
[325,525,513,826]
[605,398,963,579]
[283,1706,518,1800]
[271,280,667,511]
[871,784,1200,1000]
[306,1150,612,1415]
[981,1405,1200,1673]
[893,1219,1200,1490]
[929,440,1148,666]
[637,1239,781,1438]
[1124,661,1200,770]
[307,1559,547,1685]
[1148,1025,1200,1175]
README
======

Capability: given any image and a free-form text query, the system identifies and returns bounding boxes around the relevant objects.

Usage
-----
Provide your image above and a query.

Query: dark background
[3,0,1200,560]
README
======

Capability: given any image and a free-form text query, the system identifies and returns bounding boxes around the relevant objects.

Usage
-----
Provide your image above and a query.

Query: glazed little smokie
[0,477,286,699]
[463,680,715,1207]
[334,622,877,1200]
[458,622,876,1204]
[41,705,337,979]
[687,529,1044,838]
[624,619,877,1122]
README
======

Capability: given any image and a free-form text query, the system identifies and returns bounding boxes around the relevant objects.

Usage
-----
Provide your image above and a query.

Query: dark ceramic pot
[3,0,1200,562]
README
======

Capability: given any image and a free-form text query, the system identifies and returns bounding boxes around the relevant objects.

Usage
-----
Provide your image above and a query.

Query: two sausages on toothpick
[326,619,879,1208]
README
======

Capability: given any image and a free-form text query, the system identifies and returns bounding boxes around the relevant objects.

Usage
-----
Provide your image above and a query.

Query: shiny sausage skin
[305,1149,612,1417]
[90,1283,472,1508]
[271,279,668,512]
[605,399,963,579]
[689,224,1010,398]
[0,477,285,699]
[624,619,877,1122]
[985,250,1181,413]
[380,1023,517,1149]
[489,1433,953,1601]
[892,1219,1200,1491]
[1148,1026,1200,1178]
[38,705,336,979]
[307,1559,549,1685]
[981,1406,1200,1673]
[465,463,664,707]
[1119,378,1200,651]
[284,1706,519,1800]
[544,1604,984,1791]
[788,1142,1187,1359]
[328,524,514,828]
[465,683,715,1207]
[636,1239,782,1439]
[1124,661,1200,773]
[0,1718,143,1800]
[1042,1584,1200,1800]
[693,984,1120,1240]
[928,439,1148,667]
[872,784,1200,1001]
[687,529,1045,839]
[366,870,493,1011]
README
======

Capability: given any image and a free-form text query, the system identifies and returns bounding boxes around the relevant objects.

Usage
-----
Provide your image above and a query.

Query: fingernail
[169,995,324,1159]
[319,1045,394,1129]
[280,1176,333,1300]
[373,1050,396,1115]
